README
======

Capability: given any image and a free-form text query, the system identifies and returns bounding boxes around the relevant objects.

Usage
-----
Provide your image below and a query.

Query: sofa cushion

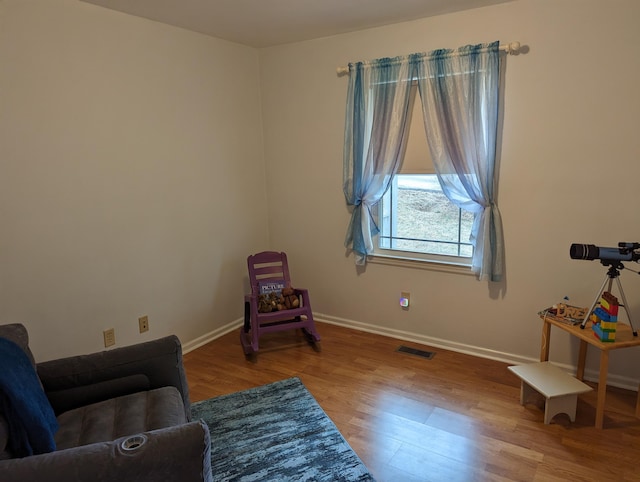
[46,374,151,415]
[36,335,192,420]
[0,324,36,368]
[55,386,186,450]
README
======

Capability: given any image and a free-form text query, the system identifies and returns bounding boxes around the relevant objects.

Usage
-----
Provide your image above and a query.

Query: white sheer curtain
[416,42,504,281]
[342,56,416,265]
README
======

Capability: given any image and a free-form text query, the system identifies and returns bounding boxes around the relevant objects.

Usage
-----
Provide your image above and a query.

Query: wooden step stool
[508,361,592,424]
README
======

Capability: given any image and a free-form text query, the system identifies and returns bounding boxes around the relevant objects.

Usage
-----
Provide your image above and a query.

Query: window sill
[369,253,475,276]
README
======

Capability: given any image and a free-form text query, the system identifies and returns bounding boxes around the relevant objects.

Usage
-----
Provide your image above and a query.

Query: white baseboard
[314,312,639,392]
[181,313,639,392]
[314,312,534,365]
[181,318,243,354]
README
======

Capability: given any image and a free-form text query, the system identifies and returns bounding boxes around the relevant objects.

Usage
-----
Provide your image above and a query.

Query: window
[343,43,503,278]
[378,174,473,263]
[374,86,473,267]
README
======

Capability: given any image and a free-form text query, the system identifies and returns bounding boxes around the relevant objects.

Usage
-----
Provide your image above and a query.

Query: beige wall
[259,0,640,387]
[0,0,268,360]
[1,0,639,388]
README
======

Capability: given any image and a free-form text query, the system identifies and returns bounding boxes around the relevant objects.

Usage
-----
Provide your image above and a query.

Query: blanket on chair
[0,337,58,457]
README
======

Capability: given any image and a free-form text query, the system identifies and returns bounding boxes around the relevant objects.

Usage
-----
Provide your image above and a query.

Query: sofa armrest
[0,421,212,482]
[36,336,190,418]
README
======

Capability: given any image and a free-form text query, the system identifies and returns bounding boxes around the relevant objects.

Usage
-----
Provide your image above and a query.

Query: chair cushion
[55,387,186,450]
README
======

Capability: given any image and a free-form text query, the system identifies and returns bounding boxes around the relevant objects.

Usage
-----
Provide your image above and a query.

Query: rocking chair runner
[240,251,321,355]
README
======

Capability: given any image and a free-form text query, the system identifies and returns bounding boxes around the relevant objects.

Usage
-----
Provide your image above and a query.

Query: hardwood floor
[183,322,640,482]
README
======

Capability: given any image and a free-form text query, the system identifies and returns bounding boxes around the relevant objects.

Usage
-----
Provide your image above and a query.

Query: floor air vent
[396,345,435,360]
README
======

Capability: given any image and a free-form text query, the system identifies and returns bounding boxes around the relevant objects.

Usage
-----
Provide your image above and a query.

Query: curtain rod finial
[336,66,349,77]
[506,42,521,54]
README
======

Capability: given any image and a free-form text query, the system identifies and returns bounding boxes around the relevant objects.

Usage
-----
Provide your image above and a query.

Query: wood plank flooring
[183,322,640,482]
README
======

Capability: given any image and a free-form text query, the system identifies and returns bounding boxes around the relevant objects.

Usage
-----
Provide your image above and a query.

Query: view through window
[378,174,473,263]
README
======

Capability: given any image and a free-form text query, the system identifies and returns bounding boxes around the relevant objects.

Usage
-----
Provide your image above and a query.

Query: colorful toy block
[600,297,619,315]
[591,292,619,342]
[594,307,617,323]
[592,323,616,342]
[601,291,619,307]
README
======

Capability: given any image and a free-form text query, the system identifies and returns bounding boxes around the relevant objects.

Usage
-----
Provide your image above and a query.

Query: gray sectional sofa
[0,323,213,482]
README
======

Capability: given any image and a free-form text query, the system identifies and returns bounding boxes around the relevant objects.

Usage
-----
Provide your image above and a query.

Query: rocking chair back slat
[248,251,292,294]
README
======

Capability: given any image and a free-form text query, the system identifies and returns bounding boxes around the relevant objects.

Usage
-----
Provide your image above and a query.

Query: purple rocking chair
[241,251,321,355]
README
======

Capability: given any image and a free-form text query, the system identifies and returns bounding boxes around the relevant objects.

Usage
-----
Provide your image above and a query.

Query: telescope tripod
[580,261,638,336]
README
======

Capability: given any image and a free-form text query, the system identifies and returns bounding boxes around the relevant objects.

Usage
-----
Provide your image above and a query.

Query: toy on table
[590,291,618,342]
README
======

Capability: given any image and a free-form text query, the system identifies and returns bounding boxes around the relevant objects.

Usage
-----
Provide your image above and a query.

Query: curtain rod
[336,41,521,76]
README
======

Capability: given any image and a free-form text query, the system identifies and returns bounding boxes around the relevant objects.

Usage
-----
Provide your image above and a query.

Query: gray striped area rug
[191,377,375,482]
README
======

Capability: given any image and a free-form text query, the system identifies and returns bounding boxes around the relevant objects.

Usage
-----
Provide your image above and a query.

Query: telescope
[569,242,639,335]
[570,242,640,264]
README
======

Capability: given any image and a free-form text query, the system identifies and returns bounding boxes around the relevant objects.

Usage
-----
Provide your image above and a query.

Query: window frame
[369,250,474,275]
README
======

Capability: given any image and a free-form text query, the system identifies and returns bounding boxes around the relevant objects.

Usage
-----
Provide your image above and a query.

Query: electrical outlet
[400,291,411,309]
[103,328,115,347]
[138,315,149,333]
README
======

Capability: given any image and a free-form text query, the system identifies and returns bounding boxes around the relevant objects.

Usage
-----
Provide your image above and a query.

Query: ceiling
[80,0,513,48]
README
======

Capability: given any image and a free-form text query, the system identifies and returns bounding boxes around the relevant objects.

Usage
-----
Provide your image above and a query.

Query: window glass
[377,174,473,264]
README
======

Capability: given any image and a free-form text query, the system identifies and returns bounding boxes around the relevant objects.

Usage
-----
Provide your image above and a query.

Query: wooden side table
[539,313,640,429]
